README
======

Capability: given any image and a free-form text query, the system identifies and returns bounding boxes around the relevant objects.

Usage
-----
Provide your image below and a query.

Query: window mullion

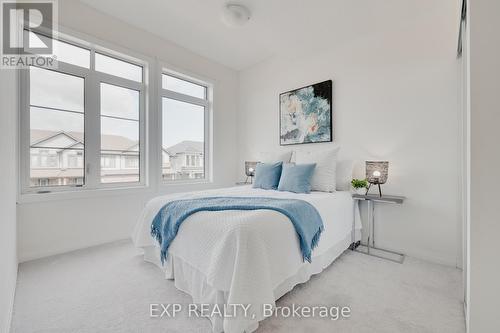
[20,69,31,192]
[84,52,101,189]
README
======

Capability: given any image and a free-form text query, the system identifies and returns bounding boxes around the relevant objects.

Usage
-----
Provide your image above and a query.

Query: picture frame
[279,80,333,146]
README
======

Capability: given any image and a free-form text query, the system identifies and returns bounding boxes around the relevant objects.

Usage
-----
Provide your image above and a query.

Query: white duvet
[132,186,361,333]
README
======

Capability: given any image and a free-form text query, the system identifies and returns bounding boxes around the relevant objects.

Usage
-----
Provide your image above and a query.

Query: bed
[132,185,362,333]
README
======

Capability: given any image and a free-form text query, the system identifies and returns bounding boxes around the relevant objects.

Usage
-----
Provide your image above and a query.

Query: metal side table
[352,193,406,263]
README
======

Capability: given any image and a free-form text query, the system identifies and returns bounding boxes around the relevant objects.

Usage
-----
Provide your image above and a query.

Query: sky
[30,61,205,149]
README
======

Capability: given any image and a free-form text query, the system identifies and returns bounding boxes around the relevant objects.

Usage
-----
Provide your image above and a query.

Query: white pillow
[336,160,354,191]
[258,151,292,163]
[294,147,340,192]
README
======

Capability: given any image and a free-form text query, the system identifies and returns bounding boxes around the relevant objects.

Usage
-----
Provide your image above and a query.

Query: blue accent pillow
[253,162,283,190]
[278,163,317,194]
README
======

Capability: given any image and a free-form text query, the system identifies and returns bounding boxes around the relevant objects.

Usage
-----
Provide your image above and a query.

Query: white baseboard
[19,236,130,263]
[3,264,17,333]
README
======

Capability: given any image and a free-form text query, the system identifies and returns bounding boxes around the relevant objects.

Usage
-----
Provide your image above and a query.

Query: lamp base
[366,183,383,197]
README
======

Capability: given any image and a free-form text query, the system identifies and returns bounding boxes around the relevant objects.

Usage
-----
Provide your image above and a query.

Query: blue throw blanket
[151,196,324,264]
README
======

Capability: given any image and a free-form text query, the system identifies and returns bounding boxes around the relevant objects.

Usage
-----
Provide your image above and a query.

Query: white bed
[132,185,362,333]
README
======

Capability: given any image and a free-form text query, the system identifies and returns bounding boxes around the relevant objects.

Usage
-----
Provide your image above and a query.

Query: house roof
[30,130,203,155]
[30,130,138,152]
[165,140,203,156]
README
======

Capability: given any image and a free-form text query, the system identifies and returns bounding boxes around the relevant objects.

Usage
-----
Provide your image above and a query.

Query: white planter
[354,188,366,195]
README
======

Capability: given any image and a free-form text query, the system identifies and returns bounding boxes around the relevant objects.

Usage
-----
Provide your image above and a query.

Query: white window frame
[19,29,148,195]
[159,67,213,185]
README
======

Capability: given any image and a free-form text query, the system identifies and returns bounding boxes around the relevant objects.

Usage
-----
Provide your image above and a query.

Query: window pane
[162,98,204,181]
[30,106,84,138]
[30,66,84,112]
[53,38,90,68]
[100,83,139,120]
[29,68,85,188]
[95,53,142,82]
[33,33,90,68]
[101,115,139,184]
[162,74,206,99]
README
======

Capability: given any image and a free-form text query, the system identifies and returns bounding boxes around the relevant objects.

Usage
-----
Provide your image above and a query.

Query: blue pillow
[278,163,317,194]
[253,162,283,190]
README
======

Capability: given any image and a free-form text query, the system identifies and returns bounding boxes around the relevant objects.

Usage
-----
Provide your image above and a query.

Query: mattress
[132,185,362,333]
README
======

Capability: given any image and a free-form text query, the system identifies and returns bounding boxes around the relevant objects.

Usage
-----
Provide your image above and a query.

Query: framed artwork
[279,80,332,146]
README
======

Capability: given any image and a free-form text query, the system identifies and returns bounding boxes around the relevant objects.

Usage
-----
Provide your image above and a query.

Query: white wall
[17,0,239,262]
[0,70,18,331]
[468,0,500,331]
[237,1,462,266]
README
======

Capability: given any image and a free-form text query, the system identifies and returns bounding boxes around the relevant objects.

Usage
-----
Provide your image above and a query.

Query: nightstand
[352,193,406,263]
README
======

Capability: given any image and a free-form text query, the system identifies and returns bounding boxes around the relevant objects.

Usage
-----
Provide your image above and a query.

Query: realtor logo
[1,0,57,69]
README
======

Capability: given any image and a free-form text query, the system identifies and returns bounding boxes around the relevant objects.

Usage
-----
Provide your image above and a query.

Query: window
[162,74,206,99]
[95,53,143,82]
[161,73,209,182]
[100,83,140,183]
[22,33,146,193]
[29,67,85,187]
[33,32,91,68]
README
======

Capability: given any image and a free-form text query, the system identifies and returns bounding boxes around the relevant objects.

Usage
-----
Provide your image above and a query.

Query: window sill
[160,179,212,186]
[18,184,152,204]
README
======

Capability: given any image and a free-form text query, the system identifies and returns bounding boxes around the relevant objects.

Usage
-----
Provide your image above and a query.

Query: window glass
[29,67,85,187]
[162,74,206,99]
[30,32,91,68]
[100,83,140,184]
[30,66,84,112]
[96,53,142,82]
[100,83,139,120]
[162,98,204,181]
[53,38,90,68]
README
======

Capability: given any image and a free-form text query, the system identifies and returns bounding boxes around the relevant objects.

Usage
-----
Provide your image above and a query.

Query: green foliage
[351,178,368,189]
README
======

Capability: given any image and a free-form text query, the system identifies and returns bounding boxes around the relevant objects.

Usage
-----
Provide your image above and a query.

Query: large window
[22,33,146,193]
[161,73,209,181]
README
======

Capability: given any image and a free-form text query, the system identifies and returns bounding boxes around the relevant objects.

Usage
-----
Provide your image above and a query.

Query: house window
[67,151,83,168]
[101,155,117,169]
[22,32,146,193]
[161,73,209,182]
[124,155,139,169]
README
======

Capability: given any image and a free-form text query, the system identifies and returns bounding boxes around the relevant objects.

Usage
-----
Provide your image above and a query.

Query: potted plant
[351,178,368,195]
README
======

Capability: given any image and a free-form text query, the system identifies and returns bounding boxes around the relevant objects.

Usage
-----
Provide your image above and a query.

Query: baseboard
[19,236,130,263]
[464,299,469,332]
[3,264,17,333]
[381,246,459,268]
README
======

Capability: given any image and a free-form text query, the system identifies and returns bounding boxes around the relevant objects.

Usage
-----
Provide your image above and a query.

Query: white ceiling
[78,0,440,70]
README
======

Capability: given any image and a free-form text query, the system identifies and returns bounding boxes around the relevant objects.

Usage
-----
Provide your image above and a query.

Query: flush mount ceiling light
[221,3,251,27]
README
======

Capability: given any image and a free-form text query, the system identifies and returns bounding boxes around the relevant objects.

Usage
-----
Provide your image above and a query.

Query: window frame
[19,29,148,195]
[159,68,212,185]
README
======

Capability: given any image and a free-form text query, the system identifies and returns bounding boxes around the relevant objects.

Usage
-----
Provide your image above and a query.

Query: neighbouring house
[162,140,204,181]
[30,129,203,187]
[30,129,139,186]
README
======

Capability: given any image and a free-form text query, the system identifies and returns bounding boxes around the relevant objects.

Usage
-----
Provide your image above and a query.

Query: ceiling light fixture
[221,3,251,27]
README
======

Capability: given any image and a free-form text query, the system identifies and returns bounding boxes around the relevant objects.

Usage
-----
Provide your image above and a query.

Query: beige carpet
[11,240,465,333]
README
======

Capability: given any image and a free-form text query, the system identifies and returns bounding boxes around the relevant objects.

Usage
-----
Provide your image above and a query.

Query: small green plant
[351,178,368,189]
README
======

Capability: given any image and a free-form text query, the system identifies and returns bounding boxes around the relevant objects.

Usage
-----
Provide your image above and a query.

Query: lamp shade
[245,161,258,177]
[366,161,389,184]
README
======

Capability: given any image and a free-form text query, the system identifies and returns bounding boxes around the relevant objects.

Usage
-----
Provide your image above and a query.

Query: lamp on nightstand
[245,161,258,184]
[365,161,389,197]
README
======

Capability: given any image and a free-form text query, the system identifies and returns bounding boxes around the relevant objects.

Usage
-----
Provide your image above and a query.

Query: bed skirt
[141,230,360,333]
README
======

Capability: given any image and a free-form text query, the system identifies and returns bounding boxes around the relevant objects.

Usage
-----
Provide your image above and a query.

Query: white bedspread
[132,186,361,333]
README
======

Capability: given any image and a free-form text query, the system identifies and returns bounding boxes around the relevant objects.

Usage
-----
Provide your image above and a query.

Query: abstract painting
[280,80,332,145]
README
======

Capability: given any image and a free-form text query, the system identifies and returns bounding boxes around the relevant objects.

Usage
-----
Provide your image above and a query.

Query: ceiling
[78,0,441,71]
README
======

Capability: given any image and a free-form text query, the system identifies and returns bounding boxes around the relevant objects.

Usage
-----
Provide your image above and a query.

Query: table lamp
[245,161,258,184]
[365,161,389,197]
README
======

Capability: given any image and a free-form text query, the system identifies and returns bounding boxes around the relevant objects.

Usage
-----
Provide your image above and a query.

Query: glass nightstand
[352,193,406,263]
